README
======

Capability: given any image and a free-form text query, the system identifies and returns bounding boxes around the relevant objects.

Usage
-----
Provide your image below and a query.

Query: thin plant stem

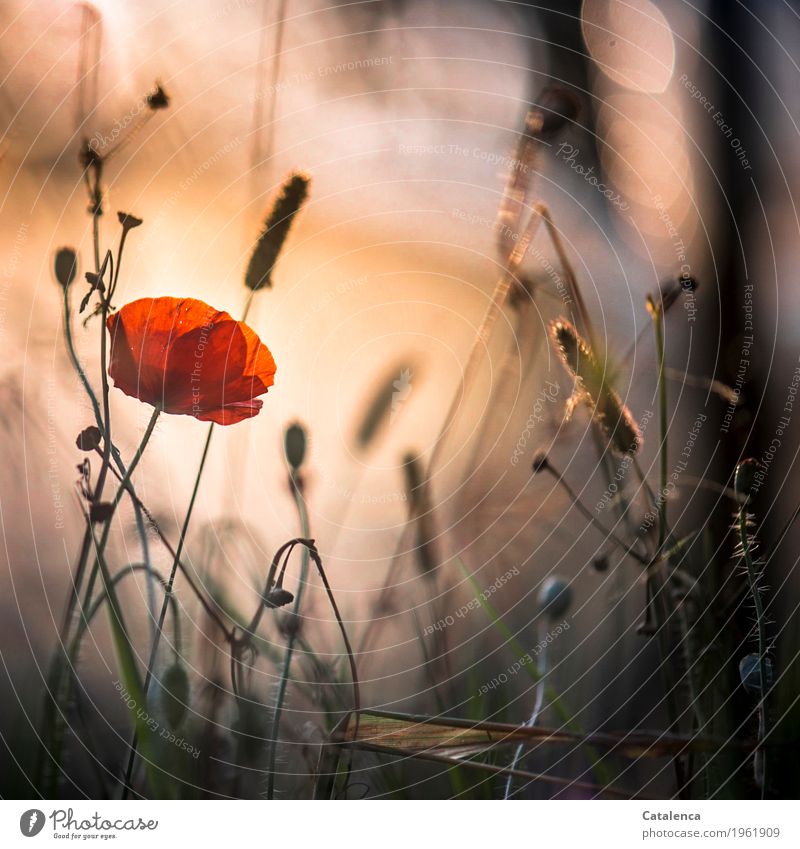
[738,501,769,796]
[543,464,649,566]
[455,556,612,789]
[265,474,311,799]
[652,307,668,553]
[504,619,548,799]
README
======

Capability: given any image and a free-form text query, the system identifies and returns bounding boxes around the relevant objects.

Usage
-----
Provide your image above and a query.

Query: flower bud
[265,586,295,609]
[76,426,102,451]
[531,450,549,474]
[54,248,78,289]
[537,576,572,619]
[146,82,170,111]
[284,421,307,471]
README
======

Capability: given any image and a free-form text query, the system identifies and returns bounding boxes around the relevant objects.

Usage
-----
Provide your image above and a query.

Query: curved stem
[266,475,311,799]
[504,620,548,799]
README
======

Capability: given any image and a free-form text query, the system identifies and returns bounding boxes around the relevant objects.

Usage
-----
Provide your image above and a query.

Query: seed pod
[245,172,310,291]
[161,662,190,730]
[537,576,572,619]
[54,248,78,288]
[117,211,143,230]
[284,421,307,472]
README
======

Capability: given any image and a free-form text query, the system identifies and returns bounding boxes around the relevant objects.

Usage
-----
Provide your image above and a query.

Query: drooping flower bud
[264,586,295,609]
[76,426,102,451]
[146,82,170,111]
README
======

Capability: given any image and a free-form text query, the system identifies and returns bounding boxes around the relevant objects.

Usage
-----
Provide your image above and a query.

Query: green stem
[79,407,161,636]
[739,503,769,797]
[455,556,612,790]
[652,308,668,553]
[266,474,311,799]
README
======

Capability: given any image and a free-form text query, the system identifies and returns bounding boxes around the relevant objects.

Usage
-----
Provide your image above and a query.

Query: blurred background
[1,0,799,799]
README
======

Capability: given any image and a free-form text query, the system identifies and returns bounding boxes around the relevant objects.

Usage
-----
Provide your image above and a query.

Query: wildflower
[245,171,310,291]
[106,297,276,425]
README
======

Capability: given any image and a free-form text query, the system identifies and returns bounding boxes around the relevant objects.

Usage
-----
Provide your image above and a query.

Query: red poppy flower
[106,297,276,425]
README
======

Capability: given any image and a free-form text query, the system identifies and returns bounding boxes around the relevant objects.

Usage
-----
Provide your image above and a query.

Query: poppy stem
[79,406,161,641]
[120,421,214,798]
